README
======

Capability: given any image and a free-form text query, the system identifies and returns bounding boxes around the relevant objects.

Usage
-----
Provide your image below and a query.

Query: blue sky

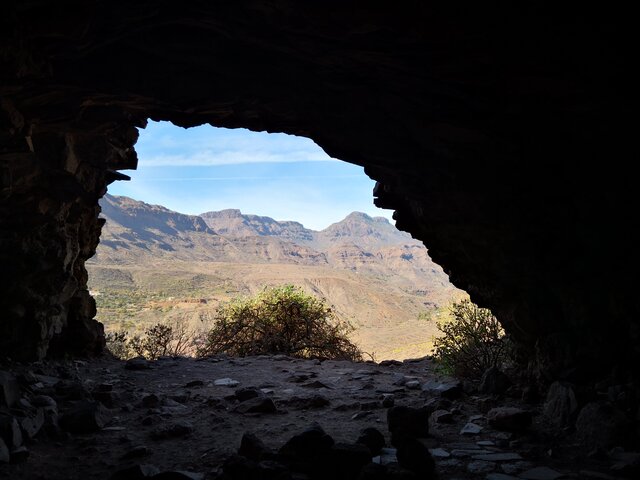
[107,120,394,230]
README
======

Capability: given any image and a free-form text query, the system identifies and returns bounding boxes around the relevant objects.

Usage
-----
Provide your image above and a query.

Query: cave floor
[0,355,618,479]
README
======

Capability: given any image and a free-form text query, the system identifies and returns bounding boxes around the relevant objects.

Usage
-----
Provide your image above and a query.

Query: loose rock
[10,446,29,463]
[543,382,577,429]
[234,387,263,402]
[356,427,386,456]
[518,466,565,480]
[575,402,633,449]
[479,367,512,395]
[150,421,193,440]
[467,460,496,474]
[0,414,24,449]
[328,442,372,478]
[487,407,532,432]
[124,357,152,371]
[387,406,429,446]
[460,422,483,435]
[430,409,453,424]
[60,401,109,433]
[279,424,334,460]
[0,371,20,408]
[18,407,45,438]
[0,437,9,464]
[234,397,277,414]
[421,379,463,400]
[239,432,269,461]
[396,437,436,478]
[214,378,240,387]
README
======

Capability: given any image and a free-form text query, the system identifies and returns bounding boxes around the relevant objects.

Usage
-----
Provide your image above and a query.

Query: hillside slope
[88,195,463,359]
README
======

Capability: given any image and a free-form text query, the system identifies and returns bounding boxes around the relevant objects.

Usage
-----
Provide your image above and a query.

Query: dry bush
[196,285,362,361]
[105,330,130,359]
[432,299,508,377]
[106,319,198,360]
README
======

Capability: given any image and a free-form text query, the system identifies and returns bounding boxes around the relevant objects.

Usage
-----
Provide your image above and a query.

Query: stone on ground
[487,407,532,432]
[460,422,483,435]
[479,367,512,395]
[575,402,633,449]
[60,401,109,433]
[0,371,20,408]
[234,397,277,414]
[387,406,429,445]
[543,382,577,429]
[356,427,386,456]
[519,466,565,480]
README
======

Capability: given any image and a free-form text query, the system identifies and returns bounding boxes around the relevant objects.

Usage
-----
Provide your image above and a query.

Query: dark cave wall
[1,1,638,384]
[0,98,139,359]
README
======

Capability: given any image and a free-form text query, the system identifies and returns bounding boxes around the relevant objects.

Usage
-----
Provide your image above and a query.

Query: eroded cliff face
[0,2,637,385]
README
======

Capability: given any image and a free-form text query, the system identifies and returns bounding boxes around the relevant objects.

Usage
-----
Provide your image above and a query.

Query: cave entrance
[87,121,461,361]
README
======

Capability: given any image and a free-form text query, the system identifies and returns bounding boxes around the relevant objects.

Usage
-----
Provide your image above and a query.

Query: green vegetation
[196,285,363,361]
[431,299,508,377]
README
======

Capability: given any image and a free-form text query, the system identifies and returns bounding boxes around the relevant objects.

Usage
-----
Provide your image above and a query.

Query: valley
[87,194,464,360]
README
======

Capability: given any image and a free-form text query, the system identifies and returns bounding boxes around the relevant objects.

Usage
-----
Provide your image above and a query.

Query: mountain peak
[201,209,243,219]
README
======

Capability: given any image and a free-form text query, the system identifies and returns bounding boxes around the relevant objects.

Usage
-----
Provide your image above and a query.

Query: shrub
[196,285,362,361]
[106,320,197,360]
[105,330,131,359]
[431,299,507,378]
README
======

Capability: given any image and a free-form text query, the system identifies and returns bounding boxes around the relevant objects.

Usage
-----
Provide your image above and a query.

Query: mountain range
[88,194,463,359]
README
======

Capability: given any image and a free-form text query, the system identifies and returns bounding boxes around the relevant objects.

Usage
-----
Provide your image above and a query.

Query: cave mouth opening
[88,120,462,362]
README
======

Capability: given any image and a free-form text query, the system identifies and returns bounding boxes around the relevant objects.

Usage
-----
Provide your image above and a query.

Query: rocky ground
[1,355,638,479]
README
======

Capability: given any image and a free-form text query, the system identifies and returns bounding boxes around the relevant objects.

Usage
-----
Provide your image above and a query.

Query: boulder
[575,402,633,448]
[234,397,277,414]
[381,394,395,408]
[327,442,372,478]
[279,424,334,461]
[479,367,512,395]
[0,414,23,449]
[0,437,9,464]
[125,357,153,371]
[0,371,20,408]
[221,454,259,480]
[487,407,532,432]
[543,381,577,429]
[430,409,453,424]
[18,407,45,438]
[387,406,429,446]
[9,446,29,463]
[396,437,436,478]
[356,427,386,456]
[60,401,109,433]
[141,394,160,408]
[234,387,264,402]
[239,432,269,461]
[421,379,463,400]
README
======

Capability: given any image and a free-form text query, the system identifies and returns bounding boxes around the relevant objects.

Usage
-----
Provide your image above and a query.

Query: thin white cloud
[137,121,336,166]
[130,175,362,181]
[141,151,336,166]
